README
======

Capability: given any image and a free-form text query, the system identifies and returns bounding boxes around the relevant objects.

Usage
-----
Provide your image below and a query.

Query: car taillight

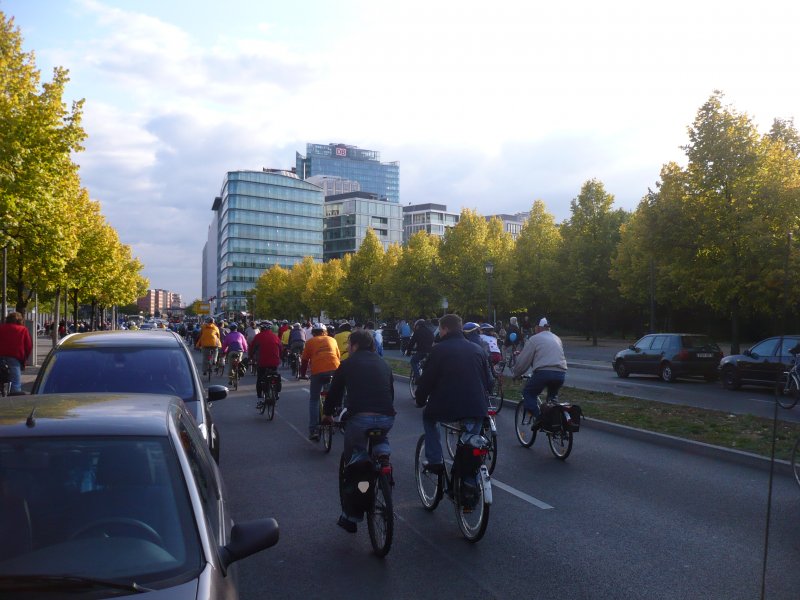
[676,349,689,360]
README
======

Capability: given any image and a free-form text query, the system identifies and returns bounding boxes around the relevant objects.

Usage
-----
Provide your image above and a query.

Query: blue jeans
[1,357,22,393]
[309,370,335,434]
[343,414,394,464]
[423,416,481,465]
[522,370,566,417]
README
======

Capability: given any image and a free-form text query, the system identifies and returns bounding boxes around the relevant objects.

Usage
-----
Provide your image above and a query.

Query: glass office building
[296,143,399,204]
[402,203,460,242]
[323,191,403,260]
[212,170,323,312]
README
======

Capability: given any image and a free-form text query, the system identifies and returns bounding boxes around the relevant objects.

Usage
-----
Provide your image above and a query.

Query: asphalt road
[205,362,800,600]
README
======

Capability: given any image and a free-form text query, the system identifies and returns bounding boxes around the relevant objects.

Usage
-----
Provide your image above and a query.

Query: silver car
[0,393,278,598]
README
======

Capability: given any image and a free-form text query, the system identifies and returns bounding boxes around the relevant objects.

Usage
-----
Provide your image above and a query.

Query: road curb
[583,416,793,477]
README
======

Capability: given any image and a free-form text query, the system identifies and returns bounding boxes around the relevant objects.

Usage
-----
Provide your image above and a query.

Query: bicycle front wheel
[409,368,417,400]
[778,377,800,410]
[414,435,443,511]
[514,402,536,448]
[367,473,394,558]
[547,429,573,460]
[453,474,490,542]
[266,386,276,421]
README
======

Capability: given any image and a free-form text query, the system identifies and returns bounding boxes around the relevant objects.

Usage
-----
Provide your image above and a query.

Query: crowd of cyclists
[187,312,567,542]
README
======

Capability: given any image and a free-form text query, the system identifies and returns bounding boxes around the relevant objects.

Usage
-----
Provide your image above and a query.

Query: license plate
[697,353,713,358]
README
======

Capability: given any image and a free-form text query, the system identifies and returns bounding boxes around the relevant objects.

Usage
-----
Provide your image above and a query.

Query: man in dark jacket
[406,318,435,381]
[322,329,395,533]
[415,314,491,470]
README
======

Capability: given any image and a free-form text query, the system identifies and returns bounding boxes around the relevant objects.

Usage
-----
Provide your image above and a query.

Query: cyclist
[221,322,249,386]
[322,329,395,533]
[504,316,522,357]
[415,314,491,474]
[300,323,341,441]
[479,323,502,365]
[250,321,282,400]
[512,317,567,428]
[244,321,260,345]
[406,319,434,381]
[0,312,32,394]
[195,317,221,375]
[334,322,352,361]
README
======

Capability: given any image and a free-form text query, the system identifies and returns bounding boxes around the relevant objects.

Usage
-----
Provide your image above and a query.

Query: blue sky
[4,0,800,301]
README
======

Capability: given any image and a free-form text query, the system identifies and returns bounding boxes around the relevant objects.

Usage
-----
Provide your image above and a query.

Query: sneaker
[531,416,542,430]
[422,461,444,475]
[337,515,357,533]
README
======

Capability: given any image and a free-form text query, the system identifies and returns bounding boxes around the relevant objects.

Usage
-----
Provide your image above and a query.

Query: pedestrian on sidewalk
[0,312,33,394]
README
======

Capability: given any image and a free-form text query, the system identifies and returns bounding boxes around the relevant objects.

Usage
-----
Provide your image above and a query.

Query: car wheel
[615,360,629,378]
[721,365,741,390]
[660,363,675,383]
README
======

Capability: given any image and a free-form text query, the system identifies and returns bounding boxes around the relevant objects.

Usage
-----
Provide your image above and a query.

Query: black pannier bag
[341,459,376,520]
[564,403,582,432]
[539,403,564,432]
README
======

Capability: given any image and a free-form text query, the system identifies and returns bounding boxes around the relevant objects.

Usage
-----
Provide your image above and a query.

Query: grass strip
[384,357,800,461]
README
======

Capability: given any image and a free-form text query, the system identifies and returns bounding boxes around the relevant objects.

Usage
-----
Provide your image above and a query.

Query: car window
[681,335,720,351]
[177,416,222,543]
[750,338,779,358]
[777,336,800,357]
[635,336,654,350]
[650,335,668,350]
[0,437,202,582]
[39,347,196,402]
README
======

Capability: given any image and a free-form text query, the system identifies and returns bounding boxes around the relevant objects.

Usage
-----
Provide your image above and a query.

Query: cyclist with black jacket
[406,319,434,380]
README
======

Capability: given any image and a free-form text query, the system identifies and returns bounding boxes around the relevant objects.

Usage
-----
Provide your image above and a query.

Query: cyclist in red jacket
[0,312,33,394]
[250,321,282,400]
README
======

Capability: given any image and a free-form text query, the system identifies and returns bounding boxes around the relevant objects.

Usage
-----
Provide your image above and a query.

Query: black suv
[718,335,800,390]
[613,333,723,382]
[32,330,227,461]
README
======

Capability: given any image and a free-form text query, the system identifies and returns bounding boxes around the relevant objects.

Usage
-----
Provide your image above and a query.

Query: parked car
[32,330,227,462]
[381,325,401,349]
[0,393,278,598]
[612,333,723,382]
[718,335,800,390]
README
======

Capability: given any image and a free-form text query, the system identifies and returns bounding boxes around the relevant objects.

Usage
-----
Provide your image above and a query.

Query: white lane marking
[491,479,554,510]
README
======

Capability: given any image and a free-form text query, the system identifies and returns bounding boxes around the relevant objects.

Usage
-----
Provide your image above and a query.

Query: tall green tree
[559,179,628,344]
[391,231,443,318]
[0,13,86,311]
[341,229,384,320]
[512,200,561,318]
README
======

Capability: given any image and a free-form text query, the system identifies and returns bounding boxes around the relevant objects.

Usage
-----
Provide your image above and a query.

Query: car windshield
[38,347,196,403]
[681,336,720,351]
[0,437,202,585]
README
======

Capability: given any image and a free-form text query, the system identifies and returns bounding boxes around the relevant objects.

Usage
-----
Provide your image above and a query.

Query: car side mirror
[207,385,228,402]
[220,518,279,570]
[629,345,637,351]
[742,349,751,357]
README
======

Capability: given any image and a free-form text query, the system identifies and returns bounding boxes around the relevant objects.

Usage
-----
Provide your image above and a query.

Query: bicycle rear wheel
[453,472,490,542]
[409,368,417,400]
[444,425,459,460]
[414,435,442,511]
[792,436,800,489]
[547,429,573,460]
[321,424,333,453]
[487,433,498,475]
[514,402,536,448]
[266,385,276,421]
[491,376,504,413]
[367,473,394,558]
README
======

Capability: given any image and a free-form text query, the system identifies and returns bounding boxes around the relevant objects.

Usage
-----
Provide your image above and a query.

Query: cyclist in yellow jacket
[195,317,221,375]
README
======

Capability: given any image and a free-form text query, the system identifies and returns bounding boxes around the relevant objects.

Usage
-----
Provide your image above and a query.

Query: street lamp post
[485,261,494,324]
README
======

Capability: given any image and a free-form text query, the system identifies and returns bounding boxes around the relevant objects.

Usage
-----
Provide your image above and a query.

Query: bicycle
[409,355,427,400]
[288,350,302,379]
[227,352,242,391]
[504,345,519,371]
[414,423,493,542]
[214,353,226,378]
[256,369,281,421]
[514,392,582,460]
[318,375,344,453]
[201,347,217,383]
[779,349,800,409]
[445,410,498,474]
[489,360,505,413]
[338,427,394,557]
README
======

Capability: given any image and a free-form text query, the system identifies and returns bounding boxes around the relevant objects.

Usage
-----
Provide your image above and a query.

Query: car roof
[0,393,179,438]
[57,329,183,350]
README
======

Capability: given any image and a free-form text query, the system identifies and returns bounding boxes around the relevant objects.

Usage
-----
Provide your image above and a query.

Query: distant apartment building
[296,142,399,204]
[485,213,527,240]
[323,191,403,260]
[402,203,460,242]
[205,169,323,313]
[137,289,182,316]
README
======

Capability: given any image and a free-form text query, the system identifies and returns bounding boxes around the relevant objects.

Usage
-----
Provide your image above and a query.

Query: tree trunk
[730,302,741,355]
[14,258,27,313]
[72,289,78,331]
[52,288,61,345]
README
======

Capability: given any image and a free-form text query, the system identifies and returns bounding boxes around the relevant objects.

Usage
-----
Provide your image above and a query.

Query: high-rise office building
[323,191,403,260]
[208,169,323,313]
[402,203,460,242]
[307,175,360,197]
[296,143,399,204]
